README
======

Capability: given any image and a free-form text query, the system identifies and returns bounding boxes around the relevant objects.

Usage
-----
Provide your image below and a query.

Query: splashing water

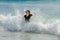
[0,8,60,35]
[0,2,60,36]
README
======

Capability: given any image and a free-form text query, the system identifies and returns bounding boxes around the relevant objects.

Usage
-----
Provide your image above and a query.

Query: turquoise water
[0,0,60,2]
[0,1,60,40]
[0,2,60,34]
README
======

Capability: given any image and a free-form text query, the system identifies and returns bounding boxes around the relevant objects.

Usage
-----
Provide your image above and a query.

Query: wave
[0,11,60,35]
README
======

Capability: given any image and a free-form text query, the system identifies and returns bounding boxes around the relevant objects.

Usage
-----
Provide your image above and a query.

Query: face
[25,11,30,16]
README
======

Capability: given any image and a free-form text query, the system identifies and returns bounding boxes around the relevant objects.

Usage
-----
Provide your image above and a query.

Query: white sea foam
[0,10,60,35]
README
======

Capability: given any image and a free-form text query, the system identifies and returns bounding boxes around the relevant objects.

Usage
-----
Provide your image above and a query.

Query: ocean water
[0,31,59,40]
[0,0,60,40]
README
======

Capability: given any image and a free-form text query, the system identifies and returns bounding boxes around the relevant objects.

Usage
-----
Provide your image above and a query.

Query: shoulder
[30,14,32,16]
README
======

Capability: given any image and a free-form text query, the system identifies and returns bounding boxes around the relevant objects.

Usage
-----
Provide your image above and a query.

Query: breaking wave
[0,9,60,35]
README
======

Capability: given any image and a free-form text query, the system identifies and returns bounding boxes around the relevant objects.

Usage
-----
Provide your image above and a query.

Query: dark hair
[25,10,30,13]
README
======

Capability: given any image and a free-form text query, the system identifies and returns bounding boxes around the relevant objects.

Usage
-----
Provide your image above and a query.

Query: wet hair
[25,10,30,13]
